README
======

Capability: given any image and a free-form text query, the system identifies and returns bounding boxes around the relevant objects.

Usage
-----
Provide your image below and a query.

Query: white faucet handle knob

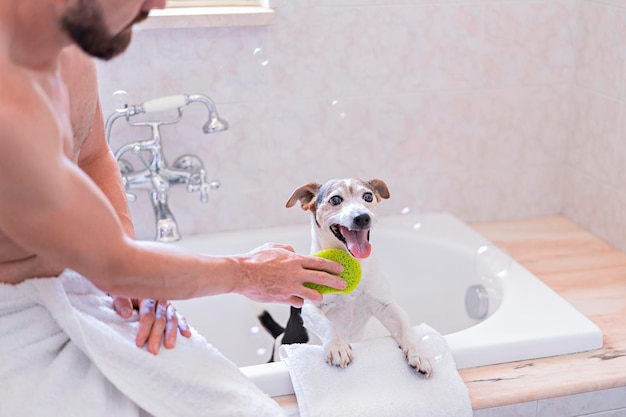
[141,95,188,114]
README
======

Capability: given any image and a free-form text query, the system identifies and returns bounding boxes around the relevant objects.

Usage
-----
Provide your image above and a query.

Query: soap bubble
[400,206,422,231]
[252,47,269,66]
[419,332,447,361]
[112,90,130,112]
[475,244,511,281]
[330,99,347,119]
[248,325,271,360]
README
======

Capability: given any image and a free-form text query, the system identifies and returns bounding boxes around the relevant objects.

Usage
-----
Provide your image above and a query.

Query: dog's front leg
[371,301,433,377]
[301,302,353,368]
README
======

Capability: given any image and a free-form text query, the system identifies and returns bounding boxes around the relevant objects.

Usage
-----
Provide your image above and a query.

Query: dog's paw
[324,341,353,368]
[403,344,433,377]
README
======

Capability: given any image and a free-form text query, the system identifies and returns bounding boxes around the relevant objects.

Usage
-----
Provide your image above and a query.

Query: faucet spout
[152,192,181,242]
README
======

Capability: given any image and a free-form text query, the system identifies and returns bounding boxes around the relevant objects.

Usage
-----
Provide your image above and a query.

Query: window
[166,0,261,7]
[139,0,273,29]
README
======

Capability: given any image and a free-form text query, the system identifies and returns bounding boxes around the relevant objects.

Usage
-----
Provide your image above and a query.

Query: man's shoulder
[0,60,58,150]
[0,57,27,94]
[0,62,35,128]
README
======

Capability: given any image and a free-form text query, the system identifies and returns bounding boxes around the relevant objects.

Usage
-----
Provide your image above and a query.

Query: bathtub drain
[465,285,489,320]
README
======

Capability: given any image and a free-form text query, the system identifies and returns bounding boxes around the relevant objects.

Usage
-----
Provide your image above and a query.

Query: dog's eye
[329,196,343,206]
[363,192,374,203]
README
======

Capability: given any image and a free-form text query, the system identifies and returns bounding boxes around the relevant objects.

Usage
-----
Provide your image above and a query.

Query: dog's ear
[368,178,390,201]
[286,182,321,211]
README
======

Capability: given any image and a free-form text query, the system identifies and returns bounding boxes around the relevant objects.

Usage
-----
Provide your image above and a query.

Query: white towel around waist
[279,324,472,417]
[0,270,284,417]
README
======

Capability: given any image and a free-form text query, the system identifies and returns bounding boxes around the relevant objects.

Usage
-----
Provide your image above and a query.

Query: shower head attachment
[186,94,229,134]
[203,115,229,134]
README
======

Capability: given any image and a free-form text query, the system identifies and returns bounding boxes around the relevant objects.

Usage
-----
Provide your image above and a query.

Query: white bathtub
[172,213,603,397]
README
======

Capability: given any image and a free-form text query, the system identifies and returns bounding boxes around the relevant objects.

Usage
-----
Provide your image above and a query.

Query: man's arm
[68,47,191,353]
[78,102,134,236]
[0,59,345,306]
[80,100,193,351]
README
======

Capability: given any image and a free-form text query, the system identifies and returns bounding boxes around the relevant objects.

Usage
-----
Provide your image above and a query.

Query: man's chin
[79,33,132,60]
[66,9,149,60]
[133,10,150,25]
[94,11,149,60]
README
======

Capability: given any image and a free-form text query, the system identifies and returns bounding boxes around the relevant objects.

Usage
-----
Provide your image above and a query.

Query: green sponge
[305,249,362,295]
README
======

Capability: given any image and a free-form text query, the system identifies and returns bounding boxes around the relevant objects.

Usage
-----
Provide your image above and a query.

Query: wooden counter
[275,216,626,410]
[462,216,626,409]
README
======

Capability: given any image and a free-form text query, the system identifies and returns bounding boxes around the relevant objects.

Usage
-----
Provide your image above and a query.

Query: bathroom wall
[97,0,579,241]
[563,0,626,253]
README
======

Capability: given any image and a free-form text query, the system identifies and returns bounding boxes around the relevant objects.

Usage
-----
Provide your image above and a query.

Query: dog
[258,178,432,376]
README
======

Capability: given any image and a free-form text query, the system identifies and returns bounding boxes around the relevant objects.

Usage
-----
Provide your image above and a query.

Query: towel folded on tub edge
[0,269,284,417]
[279,324,473,417]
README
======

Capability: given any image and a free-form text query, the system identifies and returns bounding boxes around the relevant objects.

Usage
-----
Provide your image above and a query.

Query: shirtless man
[1,1,346,414]
[0,0,345,346]
[0,0,344,309]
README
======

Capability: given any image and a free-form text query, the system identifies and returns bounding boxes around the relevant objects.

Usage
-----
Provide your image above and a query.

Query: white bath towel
[279,324,472,417]
[0,270,284,417]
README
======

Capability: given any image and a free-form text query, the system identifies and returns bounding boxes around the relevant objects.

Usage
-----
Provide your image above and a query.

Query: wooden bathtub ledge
[274,216,626,411]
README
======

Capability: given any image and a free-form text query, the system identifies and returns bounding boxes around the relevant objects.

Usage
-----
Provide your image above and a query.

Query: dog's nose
[353,213,371,229]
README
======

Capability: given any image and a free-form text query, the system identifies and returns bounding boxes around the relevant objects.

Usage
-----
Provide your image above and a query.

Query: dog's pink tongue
[340,226,371,259]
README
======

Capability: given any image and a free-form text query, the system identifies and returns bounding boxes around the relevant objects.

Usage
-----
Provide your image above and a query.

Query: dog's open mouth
[330,224,372,259]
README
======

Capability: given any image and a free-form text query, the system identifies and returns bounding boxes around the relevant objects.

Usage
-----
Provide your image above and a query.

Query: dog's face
[286,178,390,259]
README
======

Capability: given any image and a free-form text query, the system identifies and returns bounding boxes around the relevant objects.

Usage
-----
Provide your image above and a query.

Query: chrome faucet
[105,93,227,242]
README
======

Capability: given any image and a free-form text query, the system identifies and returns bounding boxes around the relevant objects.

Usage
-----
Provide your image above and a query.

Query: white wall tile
[483,1,578,88]
[474,401,537,417]
[97,0,581,239]
[574,1,626,99]
[536,387,626,417]
[583,409,626,417]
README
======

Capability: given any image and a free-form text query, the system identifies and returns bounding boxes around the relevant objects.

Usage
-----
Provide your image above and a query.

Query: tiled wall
[474,386,626,417]
[96,0,621,248]
[563,0,626,253]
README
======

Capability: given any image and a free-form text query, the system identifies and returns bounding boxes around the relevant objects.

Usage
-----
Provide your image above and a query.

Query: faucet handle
[187,168,220,203]
[202,179,221,203]
[196,169,209,203]
[141,94,188,114]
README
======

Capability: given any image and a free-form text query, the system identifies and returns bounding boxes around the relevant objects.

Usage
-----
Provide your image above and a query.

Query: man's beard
[61,0,149,60]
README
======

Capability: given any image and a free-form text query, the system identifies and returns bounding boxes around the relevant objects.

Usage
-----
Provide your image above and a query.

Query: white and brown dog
[259,178,432,376]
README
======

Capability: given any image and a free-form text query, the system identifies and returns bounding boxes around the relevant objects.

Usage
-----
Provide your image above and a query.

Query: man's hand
[234,243,346,307]
[113,296,192,354]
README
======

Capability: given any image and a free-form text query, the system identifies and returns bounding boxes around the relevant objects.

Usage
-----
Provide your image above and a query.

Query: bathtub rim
[178,213,603,397]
